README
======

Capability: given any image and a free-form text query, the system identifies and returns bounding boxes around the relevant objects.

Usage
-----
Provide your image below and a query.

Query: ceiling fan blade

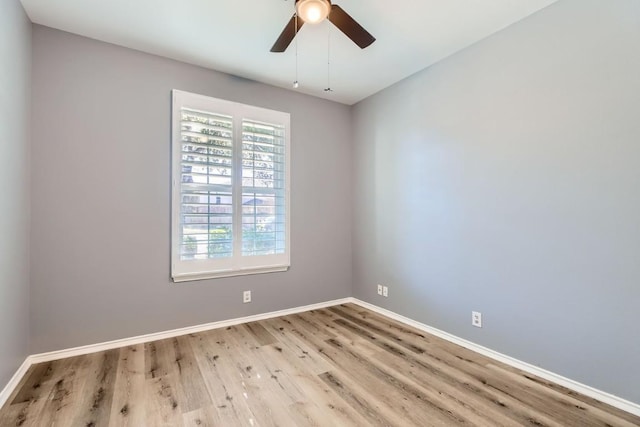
[270,14,304,52]
[328,4,375,49]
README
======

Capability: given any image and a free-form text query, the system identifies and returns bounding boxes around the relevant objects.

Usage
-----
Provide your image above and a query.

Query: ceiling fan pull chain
[293,13,299,88]
[325,23,333,93]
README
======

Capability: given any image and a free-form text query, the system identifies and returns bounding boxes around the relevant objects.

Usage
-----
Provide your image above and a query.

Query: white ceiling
[20,0,558,105]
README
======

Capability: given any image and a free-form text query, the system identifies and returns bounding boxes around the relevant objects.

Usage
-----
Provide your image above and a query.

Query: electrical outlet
[243,290,252,303]
[382,286,389,297]
[472,311,482,328]
[377,284,383,295]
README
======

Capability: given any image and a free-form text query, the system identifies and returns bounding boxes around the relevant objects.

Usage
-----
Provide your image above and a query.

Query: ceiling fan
[271,0,376,52]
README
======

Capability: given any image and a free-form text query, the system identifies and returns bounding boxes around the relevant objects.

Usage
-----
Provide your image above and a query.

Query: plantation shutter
[171,90,290,282]
[241,119,287,257]
[179,109,234,261]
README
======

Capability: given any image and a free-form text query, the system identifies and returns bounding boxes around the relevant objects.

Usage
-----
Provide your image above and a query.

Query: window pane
[180,190,233,260]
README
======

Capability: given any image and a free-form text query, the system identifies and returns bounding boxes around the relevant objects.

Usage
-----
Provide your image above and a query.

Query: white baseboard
[349,298,640,418]
[2,296,638,419]
[0,357,32,409]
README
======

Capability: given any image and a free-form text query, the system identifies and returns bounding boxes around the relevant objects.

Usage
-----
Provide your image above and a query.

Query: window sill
[172,265,289,283]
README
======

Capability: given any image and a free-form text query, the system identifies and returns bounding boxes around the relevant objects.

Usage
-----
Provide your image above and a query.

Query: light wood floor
[1,304,638,426]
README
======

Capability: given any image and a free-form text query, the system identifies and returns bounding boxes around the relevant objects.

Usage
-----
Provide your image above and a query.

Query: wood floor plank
[319,336,469,426]
[230,325,370,426]
[144,375,184,427]
[283,311,383,359]
[330,304,592,426]
[328,306,430,355]
[0,401,31,427]
[1,303,638,426]
[240,343,308,405]
[256,343,373,426]
[170,335,212,413]
[301,307,348,336]
[243,321,278,346]
[70,349,119,427]
[303,308,401,358]
[261,317,334,375]
[218,329,302,426]
[336,303,494,364]
[186,329,263,426]
[326,311,558,426]
[182,405,224,426]
[487,363,640,427]
[493,362,640,425]
[289,312,338,341]
[144,337,181,380]
[318,370,407,427]
[371,341,559,427]
[9,364,51,405]
[107,345,146,427]
[34,356,89,427]
[336,319,514,425]
[1,357,85,427]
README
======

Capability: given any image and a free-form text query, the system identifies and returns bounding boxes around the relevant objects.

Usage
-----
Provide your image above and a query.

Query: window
[171,90,290,282]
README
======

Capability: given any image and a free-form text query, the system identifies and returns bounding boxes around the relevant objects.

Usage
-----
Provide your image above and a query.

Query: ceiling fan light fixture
[296,0,331,24]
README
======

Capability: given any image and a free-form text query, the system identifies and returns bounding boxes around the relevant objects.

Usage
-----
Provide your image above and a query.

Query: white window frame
[171,90,291,282]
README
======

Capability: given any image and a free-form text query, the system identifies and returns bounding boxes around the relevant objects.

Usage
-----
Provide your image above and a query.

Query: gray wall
[30,26,352,353]
[352,0,640,403]
[0,0,31,388]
